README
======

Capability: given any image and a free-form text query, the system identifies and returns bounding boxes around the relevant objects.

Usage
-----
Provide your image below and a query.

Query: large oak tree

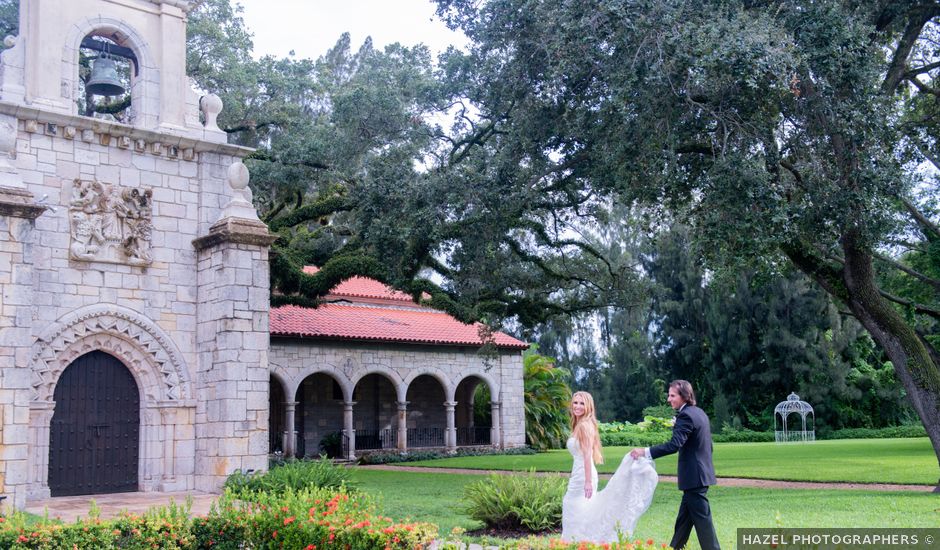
[432,0,940,486]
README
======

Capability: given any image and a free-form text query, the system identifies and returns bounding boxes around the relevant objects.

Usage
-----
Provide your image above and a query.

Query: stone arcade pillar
[490,401,502,448]
[193,162,276,492]
[444,401,457,452]
[396,401,408,451]
[283,401,297,458]
[342,400,356,460]
[0,114,45,509]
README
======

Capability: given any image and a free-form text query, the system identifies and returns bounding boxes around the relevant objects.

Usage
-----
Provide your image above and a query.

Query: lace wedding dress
[561,437,659,543]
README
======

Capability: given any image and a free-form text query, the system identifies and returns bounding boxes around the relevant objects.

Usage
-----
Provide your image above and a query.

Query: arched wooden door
[49,351,140,496]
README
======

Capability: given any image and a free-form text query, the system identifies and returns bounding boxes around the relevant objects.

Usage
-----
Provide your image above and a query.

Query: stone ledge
[0,101,253,157]
[0,186,46,219]
[192,217,277,250]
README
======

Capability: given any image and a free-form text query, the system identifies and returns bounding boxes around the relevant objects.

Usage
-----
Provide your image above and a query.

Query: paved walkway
[357,464,936,492]
[23,491,219,523]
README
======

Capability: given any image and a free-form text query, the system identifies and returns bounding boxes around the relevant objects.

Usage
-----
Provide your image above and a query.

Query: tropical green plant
[319,431,344,458]
[462,470,565,532]
[523,347,572,450]
[223,456,354,497]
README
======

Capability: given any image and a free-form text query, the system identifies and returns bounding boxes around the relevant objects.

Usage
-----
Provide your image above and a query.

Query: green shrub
[823,425,927,439]
[598,421,634,433]
[462,470,565,532]
[0,501,194,549]
[600,431,671,447]
[642,405,676,419]
[0,488,437,550]
[201,487,436,550]
[319,431,345,458]
[224,456,354,497]
[713,428,775,442]
[357,445,537,464]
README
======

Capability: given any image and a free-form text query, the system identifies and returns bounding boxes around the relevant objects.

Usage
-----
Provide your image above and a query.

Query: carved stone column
[159,406,177,487]
[444,401,457,452]
[26,402,55,501]
[283,401,298,458]
[490,401,502,448]
[343,400,356,460]
[396,401,408,451]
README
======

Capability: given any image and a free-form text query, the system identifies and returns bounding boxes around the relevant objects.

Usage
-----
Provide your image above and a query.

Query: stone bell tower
[0,0,274,508]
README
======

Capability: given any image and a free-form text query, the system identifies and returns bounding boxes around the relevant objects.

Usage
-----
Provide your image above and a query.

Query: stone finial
[200,94,223,132]
[0,114,23,188]
[220,161,260,221]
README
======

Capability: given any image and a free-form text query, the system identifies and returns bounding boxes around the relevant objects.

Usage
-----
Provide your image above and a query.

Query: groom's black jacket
[649,405,717,490]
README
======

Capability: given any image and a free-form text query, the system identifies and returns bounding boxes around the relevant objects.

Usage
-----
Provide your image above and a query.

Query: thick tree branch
[900,196,940,238]
[248,149,333,171]
[906,60,940,78]
[873,251,940,290]
[223,120,279,133]
[883,7,937,93]
[782,242,849,302]
[879,288,940,320]
[268,195,352,232]
[907,75,940,97]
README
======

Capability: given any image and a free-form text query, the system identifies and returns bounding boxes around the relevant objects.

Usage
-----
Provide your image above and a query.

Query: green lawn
[404,438,939,485]
[351,469,940,548]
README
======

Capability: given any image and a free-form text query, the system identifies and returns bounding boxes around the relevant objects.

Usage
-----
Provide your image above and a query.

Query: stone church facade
[0,0,525,510]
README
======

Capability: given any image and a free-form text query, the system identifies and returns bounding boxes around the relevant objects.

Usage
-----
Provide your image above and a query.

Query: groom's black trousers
[670,486,720,550]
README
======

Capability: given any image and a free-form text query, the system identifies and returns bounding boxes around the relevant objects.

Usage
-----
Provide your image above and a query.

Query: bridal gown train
[561,437,659,543]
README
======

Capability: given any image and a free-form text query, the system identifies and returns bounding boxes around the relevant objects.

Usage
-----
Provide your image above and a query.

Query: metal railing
[407,427,445,448]
[456,426,491,446]
[355,429,395,450]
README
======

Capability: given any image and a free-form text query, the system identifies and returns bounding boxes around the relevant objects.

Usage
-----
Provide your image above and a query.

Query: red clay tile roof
[270,304,528,349]
[271,267,528,350]
[302,266,415,302]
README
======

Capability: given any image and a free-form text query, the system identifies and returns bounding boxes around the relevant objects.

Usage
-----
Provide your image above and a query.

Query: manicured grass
[404,438,939,485]
[350,469,940,548]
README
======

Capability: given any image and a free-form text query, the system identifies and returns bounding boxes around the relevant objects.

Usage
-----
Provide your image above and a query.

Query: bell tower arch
[1,0,223,140]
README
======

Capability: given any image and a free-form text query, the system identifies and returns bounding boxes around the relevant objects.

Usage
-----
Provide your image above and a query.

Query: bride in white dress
[562,391,659,543]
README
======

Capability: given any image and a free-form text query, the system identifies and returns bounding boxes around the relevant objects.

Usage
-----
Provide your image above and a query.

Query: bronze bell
[86,54,125,97]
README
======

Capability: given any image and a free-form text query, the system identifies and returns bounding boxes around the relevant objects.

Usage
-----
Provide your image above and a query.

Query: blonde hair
[569,391,604,464]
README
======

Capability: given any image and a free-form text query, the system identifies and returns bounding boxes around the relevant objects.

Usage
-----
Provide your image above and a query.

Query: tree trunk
[785,237,940,491]
[837,233,940,491]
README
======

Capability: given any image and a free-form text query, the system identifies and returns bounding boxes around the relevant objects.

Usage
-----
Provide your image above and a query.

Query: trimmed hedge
[821,425,927,440]
[358,445,538,465]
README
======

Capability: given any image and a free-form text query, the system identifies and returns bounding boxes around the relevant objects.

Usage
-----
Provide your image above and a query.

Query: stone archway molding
[28,303,192,403]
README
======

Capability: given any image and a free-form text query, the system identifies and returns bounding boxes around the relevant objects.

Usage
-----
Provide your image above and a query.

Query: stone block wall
[0,186,43,509]
[0,103,264,502]
[269,339,526,453]
[193,220,275,492]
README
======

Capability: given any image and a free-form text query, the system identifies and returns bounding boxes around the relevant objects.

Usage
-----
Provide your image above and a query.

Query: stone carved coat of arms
[68,178,153,266]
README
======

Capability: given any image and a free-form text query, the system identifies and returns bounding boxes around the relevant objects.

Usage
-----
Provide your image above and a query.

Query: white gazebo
[774,392,815,443]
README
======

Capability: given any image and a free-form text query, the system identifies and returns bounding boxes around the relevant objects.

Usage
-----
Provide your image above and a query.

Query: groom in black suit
[631,380,720,550]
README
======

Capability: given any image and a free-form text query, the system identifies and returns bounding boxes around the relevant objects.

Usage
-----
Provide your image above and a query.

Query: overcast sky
[235,0,468,60]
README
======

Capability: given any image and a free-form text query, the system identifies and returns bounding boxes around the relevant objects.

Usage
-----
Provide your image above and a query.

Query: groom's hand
[629,448,644,459]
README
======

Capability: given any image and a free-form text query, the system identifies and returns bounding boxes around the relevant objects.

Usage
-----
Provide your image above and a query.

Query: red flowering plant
[109,499,195,549]
[195,485,437,549]
[0,511,119,549]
